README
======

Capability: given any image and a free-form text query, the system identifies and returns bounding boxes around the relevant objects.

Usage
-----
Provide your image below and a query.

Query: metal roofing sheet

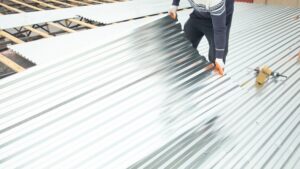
[186,3,300,87]
[9,15,164,65]
[0,6,84,29]
[3,3,242,65]
[9,2,299,68]
[0,16,242,168]
[0,3,300,169]
[77,0,191,24]
[126,5,300,169]
[0,0,190,29]
[130,56,300,169]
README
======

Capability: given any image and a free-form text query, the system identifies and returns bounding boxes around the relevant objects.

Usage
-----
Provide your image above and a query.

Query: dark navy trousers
[184,12,233,63]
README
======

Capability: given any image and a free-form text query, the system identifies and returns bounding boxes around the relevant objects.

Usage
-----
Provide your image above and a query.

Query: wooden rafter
[0,11,25,72]
[0,2,53,38]
[8,0,42,11]
[47,22,76,33]
[48,0,76,7]
[0,2,23,13]
[66,0,90,6]
[0,53,25,72]
[83,0,103,4]
[99,0,119,3]
[23,26,52,38]
[29,0,60,9]
[0,30,25,44]
[67,18,97,28]
[2,0,99,36]
[26,0,98,28]
[4,1,80,33]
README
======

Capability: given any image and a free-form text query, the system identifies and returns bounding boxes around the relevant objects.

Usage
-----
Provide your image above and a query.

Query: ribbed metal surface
[0,0,189,29]
[178,3,300,87]
[0,16,239,169]
[78,0,190,24]
[1,4,300,169]
[0,6,82,29]
[9,15,164,65]
[10,2,298,68]
[129,4,300,169]
[130,59,300,169]
[130,51,300,168]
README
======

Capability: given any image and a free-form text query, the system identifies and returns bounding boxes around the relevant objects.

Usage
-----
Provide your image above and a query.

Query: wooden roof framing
[0,0,125,75]
[0,53,25,72]
[47,0,76,7]
[1,0,97,33]
[0,30,24,44]
[65,0,91,6]
[0,2,54,38]
[21,0,98,28]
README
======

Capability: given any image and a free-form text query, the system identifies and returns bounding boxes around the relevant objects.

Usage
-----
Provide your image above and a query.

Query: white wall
[254,0,300,8]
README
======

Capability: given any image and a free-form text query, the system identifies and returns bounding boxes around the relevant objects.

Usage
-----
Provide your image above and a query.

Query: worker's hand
[215,58,225,76]
[168,5,178,20]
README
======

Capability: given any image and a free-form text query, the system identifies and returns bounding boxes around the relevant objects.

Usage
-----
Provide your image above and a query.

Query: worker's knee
[183,20,192,39]
[183,19,201,48]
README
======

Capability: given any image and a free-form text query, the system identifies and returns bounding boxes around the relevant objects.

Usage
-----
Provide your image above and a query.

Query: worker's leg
[184,14,204,49]
[198,19,215,63]
[223,14,233,63]
[202,14,233,63]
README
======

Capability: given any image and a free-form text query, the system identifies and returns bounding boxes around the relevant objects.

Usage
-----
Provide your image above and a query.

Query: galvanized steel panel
[9,15,164,65]
[9,2,299,68]
[0,16,242,168]
[77,0,191,24]
[0,0,189,29]
[0,6,84,29]
[0,3,300,169]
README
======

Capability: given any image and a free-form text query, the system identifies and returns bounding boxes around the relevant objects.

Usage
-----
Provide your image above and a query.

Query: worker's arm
[211,12,227,61]
[172,0,180,6]
[211,8,227,75]
[169,0,180,19]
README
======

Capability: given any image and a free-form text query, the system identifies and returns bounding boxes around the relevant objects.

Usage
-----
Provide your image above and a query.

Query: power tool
[254,66,287,86]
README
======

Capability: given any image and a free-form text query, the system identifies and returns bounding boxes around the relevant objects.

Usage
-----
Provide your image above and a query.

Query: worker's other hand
[215,58,225,76]
[168,5,178,20]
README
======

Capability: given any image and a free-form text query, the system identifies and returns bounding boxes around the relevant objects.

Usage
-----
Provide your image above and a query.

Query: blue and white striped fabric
[188,0,226,15]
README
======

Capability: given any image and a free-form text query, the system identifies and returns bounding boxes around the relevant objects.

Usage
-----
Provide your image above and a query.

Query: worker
[169,0,234,75]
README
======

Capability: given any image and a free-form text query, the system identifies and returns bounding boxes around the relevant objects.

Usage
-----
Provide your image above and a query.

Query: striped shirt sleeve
[172,0,180,6]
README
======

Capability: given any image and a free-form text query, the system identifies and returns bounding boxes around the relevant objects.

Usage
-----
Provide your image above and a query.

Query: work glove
[215,58,225,76]
[168,5,178,20]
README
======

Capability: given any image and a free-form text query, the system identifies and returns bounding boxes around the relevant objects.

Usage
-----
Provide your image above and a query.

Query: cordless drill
[254,66,287,85]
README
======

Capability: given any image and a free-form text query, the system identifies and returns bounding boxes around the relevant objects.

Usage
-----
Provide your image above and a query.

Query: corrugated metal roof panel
[9,2,298,68]
[129,50,300,169]
[0,3,299,169]
[0,6,84,29]
[127,5,300,168]
[9,15,164,65]
[0,0,190,29]
[77,0,190,24]
[0,16,241,169]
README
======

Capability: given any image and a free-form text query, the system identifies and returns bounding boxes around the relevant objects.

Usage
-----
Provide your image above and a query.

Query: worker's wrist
[215,50,224,60]
[171,5,178,10]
